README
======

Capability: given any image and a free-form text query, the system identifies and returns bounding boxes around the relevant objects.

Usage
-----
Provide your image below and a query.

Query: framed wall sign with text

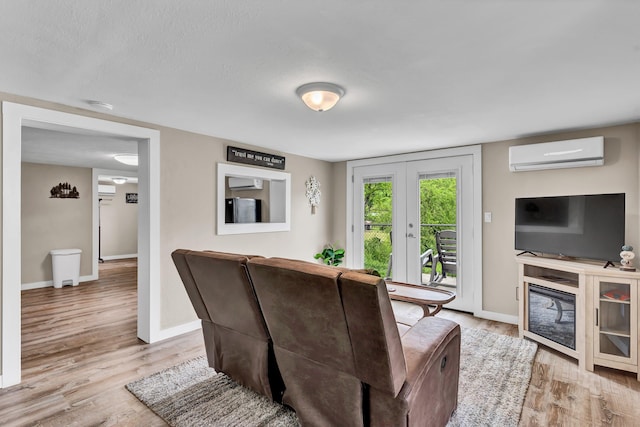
[227,146,285,170]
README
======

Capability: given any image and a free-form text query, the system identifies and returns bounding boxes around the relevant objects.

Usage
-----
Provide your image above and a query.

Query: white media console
[516,255,639,380]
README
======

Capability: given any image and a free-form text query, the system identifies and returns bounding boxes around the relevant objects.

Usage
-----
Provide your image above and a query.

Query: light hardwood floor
[1,259,639,426]
[1,259,205,426]
[437,312,640,426]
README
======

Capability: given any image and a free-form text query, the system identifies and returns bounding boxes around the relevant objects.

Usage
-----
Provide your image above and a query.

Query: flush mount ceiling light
[87,100,114,111]
[111,177,128,185]
[296,82,345,112]
[114,154,138,166]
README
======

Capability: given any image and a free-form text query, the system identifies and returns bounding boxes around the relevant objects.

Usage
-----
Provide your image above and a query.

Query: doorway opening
[2,102,160,387]
[96,171,140,267]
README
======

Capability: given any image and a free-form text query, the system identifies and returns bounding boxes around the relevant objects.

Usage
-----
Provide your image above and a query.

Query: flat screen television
[515,193,625,263]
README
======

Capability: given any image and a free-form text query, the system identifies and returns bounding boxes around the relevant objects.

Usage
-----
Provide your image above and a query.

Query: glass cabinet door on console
[593,277,637,366]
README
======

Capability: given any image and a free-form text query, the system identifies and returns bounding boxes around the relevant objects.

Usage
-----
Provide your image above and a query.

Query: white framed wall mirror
[217,163,291,235]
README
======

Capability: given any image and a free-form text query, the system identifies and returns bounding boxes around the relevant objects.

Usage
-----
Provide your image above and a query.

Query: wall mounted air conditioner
[98,184,116,196]
[228,177,264,190]
[509,136,604,172]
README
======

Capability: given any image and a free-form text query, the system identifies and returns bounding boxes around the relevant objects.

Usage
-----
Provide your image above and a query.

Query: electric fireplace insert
[528,283,576,350]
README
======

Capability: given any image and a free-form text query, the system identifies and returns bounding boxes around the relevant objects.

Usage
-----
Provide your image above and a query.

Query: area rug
[447,328,537,426]
[126,328,537,426]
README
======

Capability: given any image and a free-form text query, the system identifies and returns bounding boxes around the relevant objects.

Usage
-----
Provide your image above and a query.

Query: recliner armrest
[368,315,460,426]
[400,316,460,395]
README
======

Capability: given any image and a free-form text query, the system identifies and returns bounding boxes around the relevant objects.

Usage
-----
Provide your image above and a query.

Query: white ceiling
[2,1,640,162]
[21,126,139,173]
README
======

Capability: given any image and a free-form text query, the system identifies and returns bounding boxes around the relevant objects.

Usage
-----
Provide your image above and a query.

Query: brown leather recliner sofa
[172,249,460,427]
[171,249,284,400]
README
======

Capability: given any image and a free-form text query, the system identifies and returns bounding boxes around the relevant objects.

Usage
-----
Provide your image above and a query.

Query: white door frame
[346,145,482,313]
[1,102,161,387]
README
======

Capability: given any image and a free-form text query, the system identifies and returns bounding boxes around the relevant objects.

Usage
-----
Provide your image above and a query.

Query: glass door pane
[597,281,632,359]
[352,162,407,282]
[363,178,393,278]
[418,173,457,288]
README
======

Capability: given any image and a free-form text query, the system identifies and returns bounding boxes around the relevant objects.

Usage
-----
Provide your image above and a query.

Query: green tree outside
[363,181,393,275]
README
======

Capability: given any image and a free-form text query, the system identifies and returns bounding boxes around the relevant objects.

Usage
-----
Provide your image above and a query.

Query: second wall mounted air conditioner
[228,177,264,190]
[509,136,604,172]
[98,184,116,196]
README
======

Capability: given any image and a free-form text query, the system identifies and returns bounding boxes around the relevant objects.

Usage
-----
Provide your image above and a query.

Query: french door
[351,154,476,312]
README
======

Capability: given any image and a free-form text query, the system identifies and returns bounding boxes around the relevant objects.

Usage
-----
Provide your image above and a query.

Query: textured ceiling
[2,1,640,162]
[22,126,139,173]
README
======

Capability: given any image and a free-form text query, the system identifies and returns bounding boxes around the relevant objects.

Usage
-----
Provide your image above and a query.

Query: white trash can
[50,248,82,288]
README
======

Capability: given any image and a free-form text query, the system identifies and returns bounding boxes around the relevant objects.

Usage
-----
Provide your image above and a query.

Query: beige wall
[21,162,93,284]
[331,161,348,248]
[160,127,335,327]
[1,92,336,341]
[100,182,138,258]
[482,124,639,316]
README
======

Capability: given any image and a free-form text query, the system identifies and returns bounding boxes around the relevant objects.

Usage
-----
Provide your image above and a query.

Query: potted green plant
[314,244,345,266]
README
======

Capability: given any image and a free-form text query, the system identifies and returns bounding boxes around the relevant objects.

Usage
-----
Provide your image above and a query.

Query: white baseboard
[473,310,518,325]
[21,274,97,291]
[152,320,202,342]
[102,253,138,261]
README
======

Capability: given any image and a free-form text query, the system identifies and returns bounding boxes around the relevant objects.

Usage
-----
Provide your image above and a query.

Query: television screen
[515,193,625,262]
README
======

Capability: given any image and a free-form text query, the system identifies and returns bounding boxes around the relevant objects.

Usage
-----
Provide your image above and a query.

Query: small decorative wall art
[50,182,79,199]
[126,193,138,204]
[305,176,321,214]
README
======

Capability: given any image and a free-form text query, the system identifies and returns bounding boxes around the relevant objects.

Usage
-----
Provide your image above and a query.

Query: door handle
[407,233,415,238]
